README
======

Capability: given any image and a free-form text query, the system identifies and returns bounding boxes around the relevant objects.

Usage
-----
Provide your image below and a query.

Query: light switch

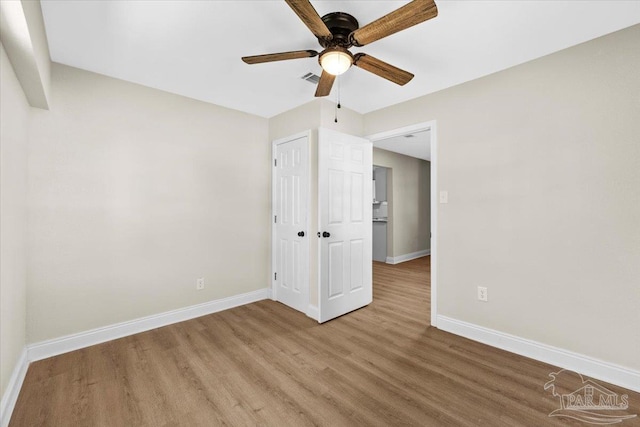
[439,190,448,204]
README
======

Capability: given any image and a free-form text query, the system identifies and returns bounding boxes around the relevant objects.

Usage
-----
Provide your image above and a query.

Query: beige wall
[364,25,640,370]
[318,99,364,137]
[27,64,270,343]
[269,100,321,142]
[0,43,30,396]
[268,99,363,142]
[373,149,430,258]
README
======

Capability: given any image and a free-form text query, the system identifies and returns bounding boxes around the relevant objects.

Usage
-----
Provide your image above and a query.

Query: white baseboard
[386,249,430,265]
[28,288,269,362]
[0,347,28,427]
[437,315,640,393]
[306,304,319,322]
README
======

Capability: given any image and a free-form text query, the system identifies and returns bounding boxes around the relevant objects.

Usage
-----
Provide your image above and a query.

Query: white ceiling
[374,130,431,161]
[41,1,640,118]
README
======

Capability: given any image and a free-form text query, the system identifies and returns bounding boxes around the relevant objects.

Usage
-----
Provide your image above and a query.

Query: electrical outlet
[477,286,488,302]
[196,277,205,290]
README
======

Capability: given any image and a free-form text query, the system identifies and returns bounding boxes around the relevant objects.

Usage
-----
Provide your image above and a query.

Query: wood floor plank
[10,257,640,426]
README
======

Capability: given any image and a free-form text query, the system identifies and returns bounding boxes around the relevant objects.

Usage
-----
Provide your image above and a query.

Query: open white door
[318,128,372,323]
[273,134,309,313]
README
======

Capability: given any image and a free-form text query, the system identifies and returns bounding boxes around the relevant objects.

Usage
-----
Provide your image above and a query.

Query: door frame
[271,131,312,308]
[366,120,438,327]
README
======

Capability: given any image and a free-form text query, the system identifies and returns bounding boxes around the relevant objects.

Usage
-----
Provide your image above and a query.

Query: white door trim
[271,131,312,310]
[366,120,438,327]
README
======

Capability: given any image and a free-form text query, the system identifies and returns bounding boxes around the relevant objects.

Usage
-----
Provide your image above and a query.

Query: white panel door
[274,135,309,313]
[318,129,372,323]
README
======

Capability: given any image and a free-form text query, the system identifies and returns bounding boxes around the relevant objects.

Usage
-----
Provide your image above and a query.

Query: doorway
[366,121,438,326]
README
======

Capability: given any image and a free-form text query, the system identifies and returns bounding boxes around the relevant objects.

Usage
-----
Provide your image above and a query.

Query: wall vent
[301,72,320,84]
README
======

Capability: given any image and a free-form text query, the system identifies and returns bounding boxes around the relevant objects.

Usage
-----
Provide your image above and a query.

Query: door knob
[322,231,331,238]
[298,231,305,237]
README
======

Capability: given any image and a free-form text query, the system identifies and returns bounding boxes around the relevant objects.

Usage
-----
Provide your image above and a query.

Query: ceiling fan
[241,0,438,97]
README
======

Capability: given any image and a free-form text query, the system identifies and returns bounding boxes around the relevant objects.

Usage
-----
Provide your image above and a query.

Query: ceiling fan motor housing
[319,12,359,48]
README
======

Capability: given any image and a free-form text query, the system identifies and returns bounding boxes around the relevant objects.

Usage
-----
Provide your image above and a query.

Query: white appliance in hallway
[372,217,387,262]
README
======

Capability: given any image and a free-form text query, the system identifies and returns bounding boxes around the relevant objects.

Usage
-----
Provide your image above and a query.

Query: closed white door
[318,129,372,323]
[273,135,309,313]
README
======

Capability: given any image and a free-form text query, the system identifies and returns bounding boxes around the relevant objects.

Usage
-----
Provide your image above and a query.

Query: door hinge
[274,272,277,280]
[274,215,277,223]
[274,159,277,167]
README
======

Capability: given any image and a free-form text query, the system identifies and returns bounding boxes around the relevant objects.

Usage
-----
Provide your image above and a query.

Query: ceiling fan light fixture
[319,47,353,76]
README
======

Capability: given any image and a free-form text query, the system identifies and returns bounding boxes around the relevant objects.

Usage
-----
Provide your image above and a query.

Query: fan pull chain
[334,75,341,123]
[338,74,341,109]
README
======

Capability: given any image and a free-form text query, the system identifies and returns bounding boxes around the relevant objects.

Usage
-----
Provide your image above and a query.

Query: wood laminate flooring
[10,257,640,426]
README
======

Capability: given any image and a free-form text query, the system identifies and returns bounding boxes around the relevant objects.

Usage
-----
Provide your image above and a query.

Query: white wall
[0,43,30,397]
[373,149,430,258]
[364,25,640,370]
[27,64,270,343]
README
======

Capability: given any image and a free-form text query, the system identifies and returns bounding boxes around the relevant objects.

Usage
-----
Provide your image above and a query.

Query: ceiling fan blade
[315,70,335,97]
[242,50,318,64]
[285,0,333,40]
[353,53,414,86]
[350,0,438,47]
